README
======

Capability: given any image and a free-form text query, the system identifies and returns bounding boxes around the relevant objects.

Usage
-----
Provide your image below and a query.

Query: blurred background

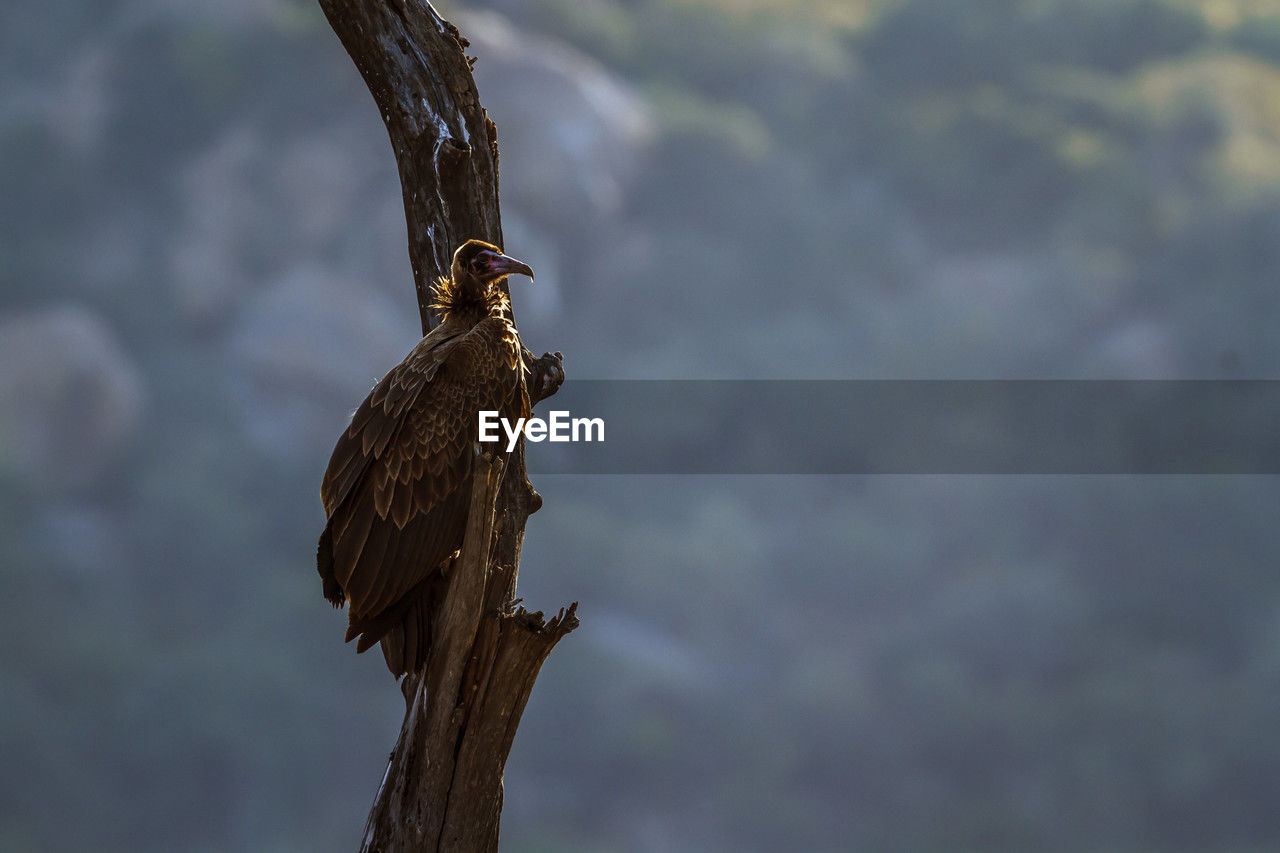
[3,0,1280,849]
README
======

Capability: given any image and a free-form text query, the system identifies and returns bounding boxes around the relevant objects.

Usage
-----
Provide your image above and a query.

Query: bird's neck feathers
[430,275,510,324]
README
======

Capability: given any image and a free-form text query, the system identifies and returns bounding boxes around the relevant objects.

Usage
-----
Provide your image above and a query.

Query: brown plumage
[317,239,533,678]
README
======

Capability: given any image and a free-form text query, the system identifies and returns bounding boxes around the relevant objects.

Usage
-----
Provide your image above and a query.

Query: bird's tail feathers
[345,575,437,678]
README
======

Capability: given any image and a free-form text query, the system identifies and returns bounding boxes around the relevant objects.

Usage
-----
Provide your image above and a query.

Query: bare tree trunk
[315,1,576,849]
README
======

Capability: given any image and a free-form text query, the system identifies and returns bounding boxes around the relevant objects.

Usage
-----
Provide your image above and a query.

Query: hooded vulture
[317,239,533,678]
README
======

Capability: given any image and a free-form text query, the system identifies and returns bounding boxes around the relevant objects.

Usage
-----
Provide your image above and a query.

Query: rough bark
[315,1,576,849]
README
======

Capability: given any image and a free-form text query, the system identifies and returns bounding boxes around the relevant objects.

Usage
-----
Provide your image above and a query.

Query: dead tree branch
[316,1,576,849]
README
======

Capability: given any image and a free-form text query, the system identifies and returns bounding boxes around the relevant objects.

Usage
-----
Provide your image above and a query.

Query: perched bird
[317,239,533,678]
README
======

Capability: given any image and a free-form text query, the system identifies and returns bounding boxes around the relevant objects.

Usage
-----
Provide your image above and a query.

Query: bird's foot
[529,351,564,405]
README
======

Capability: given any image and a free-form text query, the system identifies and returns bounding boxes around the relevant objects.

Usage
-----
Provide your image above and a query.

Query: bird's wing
[319,318,520,625]
[320,323,464,517]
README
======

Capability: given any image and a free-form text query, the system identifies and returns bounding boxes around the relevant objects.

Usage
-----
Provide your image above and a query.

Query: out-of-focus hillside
[2,1,1279,850]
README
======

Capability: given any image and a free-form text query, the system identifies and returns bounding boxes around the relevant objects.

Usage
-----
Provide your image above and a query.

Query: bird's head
[433,239,535,322]
[452,239,534,289]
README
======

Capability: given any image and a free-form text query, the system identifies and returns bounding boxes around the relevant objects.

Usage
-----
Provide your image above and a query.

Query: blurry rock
[460,10,653,228]
[0,305,145,492]
[227,264,421,461]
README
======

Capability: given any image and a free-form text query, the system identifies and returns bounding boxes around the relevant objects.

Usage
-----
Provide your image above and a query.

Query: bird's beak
[483,250,534,282]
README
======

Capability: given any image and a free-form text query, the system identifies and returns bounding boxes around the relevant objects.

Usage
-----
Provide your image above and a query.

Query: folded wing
[317,320,519,673]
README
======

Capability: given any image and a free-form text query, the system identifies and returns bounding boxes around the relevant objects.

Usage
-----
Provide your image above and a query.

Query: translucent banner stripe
[518,380,1280,474]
